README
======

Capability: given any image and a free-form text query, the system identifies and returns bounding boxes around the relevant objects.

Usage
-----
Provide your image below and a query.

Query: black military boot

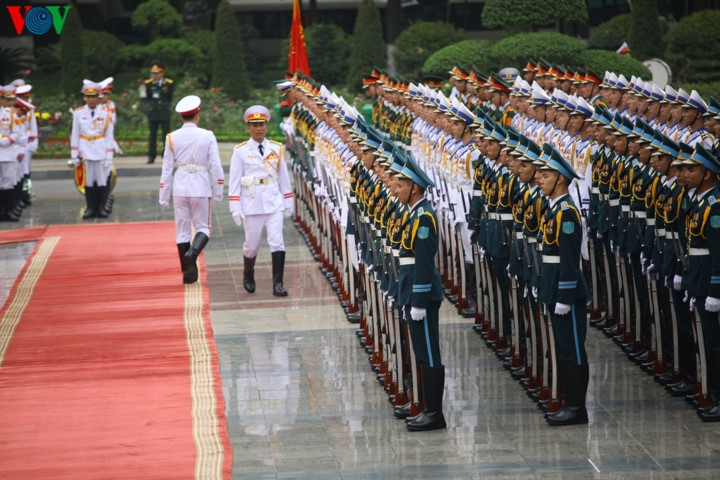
[96,185,109,218]
[546,362,589,426]
[183,232,209,284]
[272,250,288,297]
[177,243,191,278]
[699,352,720,422]
[243,255,256,293]
[406,364,446,431]
[82,186,96,219]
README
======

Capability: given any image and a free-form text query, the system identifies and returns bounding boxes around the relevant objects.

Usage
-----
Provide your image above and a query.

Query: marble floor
[1,156,719,479]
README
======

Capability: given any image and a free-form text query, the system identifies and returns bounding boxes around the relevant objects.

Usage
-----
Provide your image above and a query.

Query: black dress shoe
[668,381,695,397]
[393,402,411,419]
[406,411,446,431]
[346,311,361,324]
[459,306,476,318]
[699,405,720,422]
[545,406,588,426]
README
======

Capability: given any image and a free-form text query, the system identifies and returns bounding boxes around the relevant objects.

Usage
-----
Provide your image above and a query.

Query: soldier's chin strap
[548,173,561,200]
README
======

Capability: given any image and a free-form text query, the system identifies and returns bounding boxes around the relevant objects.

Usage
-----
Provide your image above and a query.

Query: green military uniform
[143,64,174,163]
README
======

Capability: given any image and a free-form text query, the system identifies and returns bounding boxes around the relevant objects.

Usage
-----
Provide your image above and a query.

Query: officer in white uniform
[159,95,224,284]
[70,80,115,219]
[0,85,26,222]
[229,105,293,296]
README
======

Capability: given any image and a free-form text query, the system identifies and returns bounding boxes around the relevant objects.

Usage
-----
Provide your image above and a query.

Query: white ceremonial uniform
[229,138,293,257]
[70,104,114,187]
[0,106,25,190]
[20,107,37,178]
[159,123,224,243]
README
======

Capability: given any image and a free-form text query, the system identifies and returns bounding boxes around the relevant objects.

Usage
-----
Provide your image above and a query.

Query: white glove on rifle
[410,306,426,321]
[554,302,571,315]
[284,207,293,218]
[159,200,169,210]
[673,275,683,291]
[232,211,244,226]
[532,286,538,299]
[705,296,720,313]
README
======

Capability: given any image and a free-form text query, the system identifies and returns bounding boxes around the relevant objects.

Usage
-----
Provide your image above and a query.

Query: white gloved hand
[523,286,528,298]
[213,192,222,202]
[159,200,169,209]
[610,240,615,252]
[596,231,603,239]
[285,207,293,218]
[387,296,395,309]
[647,263,655,274]
[532,286,538,299]
[689,296,696,311]
[103,160,112,169]
[71,157,81,167]
[705,296,720,313]
[232,211,244,226]
[554,302,571,315]
[673,275,683,291]
[479,248,486,259]
[0,137,11,147]
[683,290,689,303]
[410,306,426,321]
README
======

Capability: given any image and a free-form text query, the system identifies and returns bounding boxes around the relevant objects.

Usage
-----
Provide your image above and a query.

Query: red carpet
[0,223,232,479]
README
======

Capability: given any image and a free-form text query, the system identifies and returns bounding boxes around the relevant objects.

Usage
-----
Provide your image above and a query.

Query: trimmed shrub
[84,30,125,81]
[627,0,664,61]
[488,32,586,71]
[422,39,493,77]
[583,49,652,80]
[305,23,351,87]
[664,9,720,84]
[393,21,466,79]
[211,0,250,100]
[587,14,631,51]
[59,4,87,96]
[346,0,386,91]
[482,0,587,35]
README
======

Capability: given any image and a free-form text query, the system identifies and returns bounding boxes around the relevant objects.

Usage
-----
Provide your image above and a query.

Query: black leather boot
[272,250,288,296]
[546,362,589,426]
[96,185,109,218]
[243,255,256,293]
[177,243,191,277]
[406,364,446,431]
[183,232,209,284]
[82,186,96,219]
[699,352,720,422]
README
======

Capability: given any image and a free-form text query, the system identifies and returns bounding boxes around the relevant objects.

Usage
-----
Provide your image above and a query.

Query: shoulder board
[235,141,247,148]
[144,79,153,84]
[560,201,569,209]
[74,106,84,111]
[709,196,717,205]
[165,78,174,84]
[269,140,283,146]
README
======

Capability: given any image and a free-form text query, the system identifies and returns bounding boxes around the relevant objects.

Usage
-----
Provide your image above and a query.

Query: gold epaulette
[165,78,174,84]
[269,140,283,146]
[74,106,84,111]
[235,141,247,148]
[144,79,153,84]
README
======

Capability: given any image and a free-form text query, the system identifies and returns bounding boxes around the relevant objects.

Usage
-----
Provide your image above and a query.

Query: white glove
[71,157,81,167]
[640,253,647,274]
[103,160,112,169]
[0,137,11,147]
[387,296,395,309]
[673,275,683,291]
[610,240,615,252]
[596,231,603,239]
[479,248,486,259]
[285,207,293,218]
[683,290,689,303]
[159,200,169,210]
[532,286,538,299]
[523,286,528,298]
[554,302,571,315]
[689,296,695,311]
[213,191,222,202]
[647,263,655,274]
[410,306,426,321]
[705,297,720,312]
[232,211,244,226]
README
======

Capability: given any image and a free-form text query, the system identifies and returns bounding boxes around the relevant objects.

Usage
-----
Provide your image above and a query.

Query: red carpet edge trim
[0,236,59,367]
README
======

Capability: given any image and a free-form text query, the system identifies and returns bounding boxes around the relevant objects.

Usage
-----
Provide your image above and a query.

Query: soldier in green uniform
[536,146,590,426]
[142,63,174,164]
[396,154,446,432]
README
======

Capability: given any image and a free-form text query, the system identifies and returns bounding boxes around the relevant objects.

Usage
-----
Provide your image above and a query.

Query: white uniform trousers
[0,162,18,190]
[84,159,108,187]
[243,210,284,258]
[174,196,211,243]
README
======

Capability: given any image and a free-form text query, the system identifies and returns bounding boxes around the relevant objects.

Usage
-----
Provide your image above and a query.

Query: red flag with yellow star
[288,0,311,76]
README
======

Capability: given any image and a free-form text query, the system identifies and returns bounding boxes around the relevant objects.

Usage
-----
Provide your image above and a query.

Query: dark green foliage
[627,0,664,61]
[0,47,32,85]
[393,21,466,79]
[305,24,350,87]
[678,81,720,101]
[482,0,587,34]
[211,0,250,100]
[84,30,125,81]
[664,9,720,84]
[422,40,493,77]
[182,29,215,86]
[131,0,183,42]
[119,39,205,75]
[488,32,585,72]
[59,4,87,96]
[346,0,386,92]
[583,49,651,80]
[587,14,632,51]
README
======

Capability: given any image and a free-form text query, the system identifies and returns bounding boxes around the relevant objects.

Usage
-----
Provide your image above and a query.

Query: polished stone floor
[1,153,719,479]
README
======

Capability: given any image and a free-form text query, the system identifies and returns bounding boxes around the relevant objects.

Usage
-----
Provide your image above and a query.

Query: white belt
[178,164,208,172]
[631,211,646,218]
[609,199,620,206]
[543,255,560,264]
[621,205,630,212]
[487,213,498,220]
[349,197,358,204]
[526,237,537,243]
[688,248,709,256]
[473,190,482,197]
[515,232,524,240]
[665,231,678,239]
[591,187,600,194]
[399,257,415,266]
[392,249,400,257]
[646,218,655,226]
[375,230,381,237]
[384,245,391,254]
[499,213,513,221]
[656,228,665,237]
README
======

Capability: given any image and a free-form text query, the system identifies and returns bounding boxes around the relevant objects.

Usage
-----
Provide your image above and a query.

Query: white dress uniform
[0,102,25,190]
[159,122,224,243]
[70,100,114,187]
[229,137,293,257]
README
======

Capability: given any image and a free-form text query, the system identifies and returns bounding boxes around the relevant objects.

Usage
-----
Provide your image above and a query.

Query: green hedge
[583,49,651,80]
[664,9,720,84]
[422,39,493,77]
[393,21,466,79]
[488,32,586,71]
